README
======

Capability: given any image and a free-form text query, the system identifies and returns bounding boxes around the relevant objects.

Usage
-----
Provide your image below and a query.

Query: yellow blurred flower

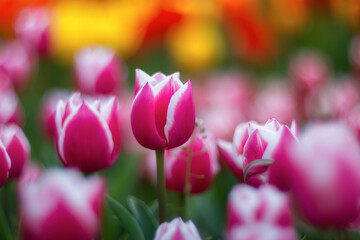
[331,0,360,30]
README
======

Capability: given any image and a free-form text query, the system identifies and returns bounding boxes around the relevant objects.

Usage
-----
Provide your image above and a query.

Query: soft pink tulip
[0,72,23,126]
[131,69,195,150]
[55,92,122,172]
[20,168,105,240]
[74,46,125,95]
[289,123,360,226]
[165,123,219,194]
[227,184,297,240]
[217,118,298,187]
[39,89,69,139]
[154,217,202,240]
[0,40,36,91]
[14,6,51,56]
[0,124,30,179]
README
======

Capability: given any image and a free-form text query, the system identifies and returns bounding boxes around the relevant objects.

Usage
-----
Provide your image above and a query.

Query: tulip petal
[243,130,267,166]
[0,142,10,187]
[135,69,157,96]
[131,83,166,150]
[233,123,249,155]
[164,81,195,149]
[217,139,244,182]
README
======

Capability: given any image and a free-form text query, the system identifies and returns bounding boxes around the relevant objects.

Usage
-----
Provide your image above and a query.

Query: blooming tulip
[0,40,36,91]
[74,46,125,95]
[131,69,195,150]
[20,168,105,240]
[55,92,122,172]
[0,124,30,179]
[288,123,360,227]
[14,6,51,55]
[217,118,298,187]
[0,139,11,187]
[154,217,202,240]
[0,72,23,126]
[227,184,297,240]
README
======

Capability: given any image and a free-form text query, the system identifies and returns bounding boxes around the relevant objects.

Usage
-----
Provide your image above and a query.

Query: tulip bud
[154,217,202,240]
[227,184,297,240]
[0,139,11,187]
[74,46,125,95]
[0,72,24,126]
[0,40,36,91]
[288,123,360,227]
[131,69,195,150]
[0,124,30,179]
[217,118,298,187]
[55,92,122,172]
[14,6,51,56]
[39,89,69,139]
[165,123,219,194]
[20,168,105,240]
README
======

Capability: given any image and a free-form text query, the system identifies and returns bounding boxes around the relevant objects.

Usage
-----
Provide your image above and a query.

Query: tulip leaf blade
[243,159,274,183]
[106,195,145,240]
[0,206,12,240]
[128,196,158,240]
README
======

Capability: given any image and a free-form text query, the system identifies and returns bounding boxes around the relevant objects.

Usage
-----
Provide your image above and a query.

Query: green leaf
[106,195,145,240]
[128,196,158,240]
[0,206,12,240]
[243,159,274,183]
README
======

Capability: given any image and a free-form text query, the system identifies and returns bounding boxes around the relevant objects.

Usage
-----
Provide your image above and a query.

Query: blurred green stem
[156,149,166,223]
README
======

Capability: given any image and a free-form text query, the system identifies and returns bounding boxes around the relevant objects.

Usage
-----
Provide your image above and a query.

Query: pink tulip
[289,123,360,226]
[0,40,36,91]
[227,184,297,240]
[74,46,125,95]
[0,72,23,126]
[39,89,69,139]
[0,124,30,179]
[14,6,51,56]
[55,92,122,172]
[154,217,202,240]
[0,139,11,187]
[217,118,298,187]
[20,168,105,240]
[165,123,219,194]
[131,69,195,150]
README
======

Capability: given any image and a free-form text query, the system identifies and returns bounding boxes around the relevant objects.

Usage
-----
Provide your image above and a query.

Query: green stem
[156,149,167,223]
[183,130,196,220]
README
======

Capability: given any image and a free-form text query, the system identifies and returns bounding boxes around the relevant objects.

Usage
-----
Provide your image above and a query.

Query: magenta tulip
[0,124,30,178]
[55,92,122,172]
[131,69,195,150]
[154,217,202,240]
[20,168,105,240]
[74,46,125,95]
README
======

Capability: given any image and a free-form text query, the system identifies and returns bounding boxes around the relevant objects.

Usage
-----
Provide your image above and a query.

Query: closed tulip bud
[288,123,360,227]
[74,46,125,95]
[131,69,195,150]
[55,92,122,172]
[227,184,297,240]
[0,72,24,126]
[20,168,105,240]
[14,7,51,56]
[0,124,30,179]
[218,118,298,187]
[39,90,69,139]
[0,139,11,187]
[165,124,219,194]
[0,40,36,91]
[154,217,202,240]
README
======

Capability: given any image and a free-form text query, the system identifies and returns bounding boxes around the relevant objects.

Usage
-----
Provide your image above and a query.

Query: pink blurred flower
[0,72,23,126]
[165,122,219,194]
[249,81,297,125]
[74,46,126,95]
[288,123,360,226]
[350,35,360,76]
[131,69,195,150]
[55,92,122,172]
[217,118,298,187]
[0,123,30,179]
[227,184,297,240]
[20,168,105,240]
[0,40,36,91]
[39,89,69,140]
[14,6,50,56]
[154,217,202,240]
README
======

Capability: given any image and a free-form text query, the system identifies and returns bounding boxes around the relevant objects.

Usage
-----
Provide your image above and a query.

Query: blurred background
[1,0,360,239]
